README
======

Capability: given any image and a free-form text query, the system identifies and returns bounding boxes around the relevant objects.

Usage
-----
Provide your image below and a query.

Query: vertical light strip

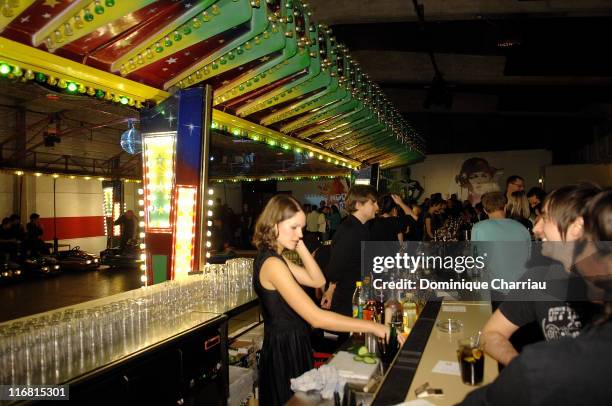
[102,186,113,236]
[138,195,147,286]
[172,186,197,280]
[205,187,214,260]
[112,202,121,237]
[142,132,176,230]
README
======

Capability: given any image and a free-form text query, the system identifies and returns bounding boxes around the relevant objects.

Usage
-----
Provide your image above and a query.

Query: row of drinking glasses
[0,258,255,386]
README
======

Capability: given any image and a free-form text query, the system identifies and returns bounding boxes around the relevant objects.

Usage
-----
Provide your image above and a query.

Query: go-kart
[21,255,61,276]
[100,240,143,270]
[0,255,23,283]
[54,246,101,271]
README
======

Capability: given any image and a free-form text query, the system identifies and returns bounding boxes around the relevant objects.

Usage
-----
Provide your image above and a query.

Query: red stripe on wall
[39,216,105,240]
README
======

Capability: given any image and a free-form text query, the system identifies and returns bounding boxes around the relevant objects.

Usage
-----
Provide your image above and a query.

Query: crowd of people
[247,176,611,405]
[0,213,50,260]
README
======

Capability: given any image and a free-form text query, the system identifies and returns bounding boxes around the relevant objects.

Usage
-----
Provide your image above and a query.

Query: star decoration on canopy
[42,13,52,19]
[259,56,270,62]
[43,0,61,8]
[165,57,178,64]
[116,38,133,49]
[20,16,30,23]
[166,113,176,127]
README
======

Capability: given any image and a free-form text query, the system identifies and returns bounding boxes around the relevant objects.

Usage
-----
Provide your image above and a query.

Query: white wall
[0,173,14,218]
[544,164,612,191]
[36,177,104,217]
[409,149,552,201]
[34,177,107,254]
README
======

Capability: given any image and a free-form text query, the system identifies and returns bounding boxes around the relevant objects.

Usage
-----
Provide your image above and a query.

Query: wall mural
[454,157,503,205]
[304,177,349,211]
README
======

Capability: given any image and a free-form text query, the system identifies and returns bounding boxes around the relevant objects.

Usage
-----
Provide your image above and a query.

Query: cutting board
[327,351,380,382]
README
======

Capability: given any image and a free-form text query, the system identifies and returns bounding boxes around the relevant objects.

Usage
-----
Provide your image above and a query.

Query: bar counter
[0,273,259,405]
[290,299,497,406]
[373,300,497,406]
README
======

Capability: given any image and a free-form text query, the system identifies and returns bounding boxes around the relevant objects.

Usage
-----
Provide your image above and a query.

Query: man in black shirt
[481,183,600,366]
[321,185,378,317]
[460,187,611,406]
[25,213,49,255]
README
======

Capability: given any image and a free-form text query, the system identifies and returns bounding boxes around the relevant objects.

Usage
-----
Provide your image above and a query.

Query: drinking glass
[457,336,484,385]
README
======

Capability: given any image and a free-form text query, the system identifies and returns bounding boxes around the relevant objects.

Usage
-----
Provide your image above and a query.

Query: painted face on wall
[468,171,498,195]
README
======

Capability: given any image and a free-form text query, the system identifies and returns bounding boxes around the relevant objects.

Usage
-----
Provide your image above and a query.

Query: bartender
[321,185,379,319]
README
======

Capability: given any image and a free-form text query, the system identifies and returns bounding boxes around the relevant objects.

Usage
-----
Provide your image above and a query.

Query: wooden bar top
[403,300,498,405]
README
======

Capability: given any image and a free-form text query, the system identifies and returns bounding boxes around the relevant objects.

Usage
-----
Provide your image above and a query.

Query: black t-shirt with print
[459,321,612,406]
[499,263,602,340]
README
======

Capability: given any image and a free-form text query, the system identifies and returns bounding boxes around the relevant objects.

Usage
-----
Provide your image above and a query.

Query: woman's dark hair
[252,195,302,250]
[377,195,397,215]
[29,213,40,221]
[331,205,339,214]
[544,183,601,240]
[428,197,444,210]
[584,189,612,252]
[506,175,524,188]
[582,189,612,324]
[1,217,9,227]
[527,187,547,202]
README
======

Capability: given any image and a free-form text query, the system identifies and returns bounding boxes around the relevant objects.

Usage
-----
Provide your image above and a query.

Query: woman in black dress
[252,195,390,405]
[369,194,413,242]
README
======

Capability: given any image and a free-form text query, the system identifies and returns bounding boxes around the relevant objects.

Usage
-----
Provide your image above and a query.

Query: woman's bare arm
[260,257,387,337]
[283,240,326,288]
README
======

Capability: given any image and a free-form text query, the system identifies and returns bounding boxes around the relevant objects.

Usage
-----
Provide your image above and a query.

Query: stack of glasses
[0,257,255,386]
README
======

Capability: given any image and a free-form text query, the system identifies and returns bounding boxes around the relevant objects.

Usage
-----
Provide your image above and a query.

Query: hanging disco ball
[120,119,141,154]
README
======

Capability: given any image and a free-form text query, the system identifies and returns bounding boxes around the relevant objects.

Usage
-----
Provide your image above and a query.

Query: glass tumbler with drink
[457,336,484,385]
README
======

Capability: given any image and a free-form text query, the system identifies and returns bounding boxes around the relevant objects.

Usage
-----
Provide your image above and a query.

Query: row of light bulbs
[211,121,358,170]
[8,170,141,183]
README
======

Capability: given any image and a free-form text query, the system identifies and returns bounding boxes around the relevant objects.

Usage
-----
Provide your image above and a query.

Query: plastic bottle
[402,292,418,335]
[352,281,363,319]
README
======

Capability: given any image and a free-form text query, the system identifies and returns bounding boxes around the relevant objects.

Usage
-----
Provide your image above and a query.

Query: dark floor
[0,267,142,323]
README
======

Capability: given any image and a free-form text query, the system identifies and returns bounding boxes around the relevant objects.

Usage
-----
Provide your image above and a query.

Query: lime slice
[472,349,483,360]
[357,346,369,356]
[363,356,376,364]
[464,356,476,363]
[353,355,364,362]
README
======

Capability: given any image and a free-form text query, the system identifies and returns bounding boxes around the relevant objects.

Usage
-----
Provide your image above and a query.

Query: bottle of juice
[352,281,364,319]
